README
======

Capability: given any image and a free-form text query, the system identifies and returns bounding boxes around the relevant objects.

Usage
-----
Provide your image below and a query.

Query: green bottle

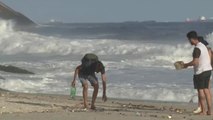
[70,87,76,99]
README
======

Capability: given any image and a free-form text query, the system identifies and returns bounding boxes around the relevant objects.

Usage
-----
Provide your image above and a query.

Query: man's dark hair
[187,31,198,40]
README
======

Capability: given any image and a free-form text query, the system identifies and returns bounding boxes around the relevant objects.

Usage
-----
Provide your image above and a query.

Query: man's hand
[183,63,188,68]
[102,94,107,102]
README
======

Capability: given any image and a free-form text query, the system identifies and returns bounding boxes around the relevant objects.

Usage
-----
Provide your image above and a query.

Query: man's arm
[184,58,199,68]
[71,66,80,87]
[184,48,200,68]
[101,73,107,102]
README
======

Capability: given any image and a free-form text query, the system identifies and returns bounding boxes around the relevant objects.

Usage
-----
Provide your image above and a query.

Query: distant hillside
[0,1,36,27]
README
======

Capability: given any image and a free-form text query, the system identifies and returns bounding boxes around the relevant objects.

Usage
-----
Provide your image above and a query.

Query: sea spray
[0,19,213,103]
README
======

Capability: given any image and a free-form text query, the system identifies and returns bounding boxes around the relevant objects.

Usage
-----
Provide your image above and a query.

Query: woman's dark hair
[198,36,209,46]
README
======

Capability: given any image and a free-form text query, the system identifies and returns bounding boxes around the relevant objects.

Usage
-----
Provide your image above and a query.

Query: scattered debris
[150,115,158,118]
[168,115,172,119]
[136,112,141,116]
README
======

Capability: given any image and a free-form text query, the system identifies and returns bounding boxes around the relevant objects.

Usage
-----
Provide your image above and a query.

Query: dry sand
[0,89,213,120]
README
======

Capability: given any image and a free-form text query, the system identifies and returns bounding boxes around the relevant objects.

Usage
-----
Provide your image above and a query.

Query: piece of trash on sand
[175,109,183,114]
[83,108,87,111]
[168,115,172,119]
[136,112,140,116]
[150,115,157,117]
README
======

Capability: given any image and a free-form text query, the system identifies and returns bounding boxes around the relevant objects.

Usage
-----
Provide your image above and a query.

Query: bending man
[71,53,107,109]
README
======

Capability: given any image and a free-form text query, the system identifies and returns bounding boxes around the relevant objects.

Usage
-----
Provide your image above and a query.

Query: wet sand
[0,89,212,120]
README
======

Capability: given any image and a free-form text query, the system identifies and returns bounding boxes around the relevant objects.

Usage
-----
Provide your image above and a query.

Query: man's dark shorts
[193,70,212,89]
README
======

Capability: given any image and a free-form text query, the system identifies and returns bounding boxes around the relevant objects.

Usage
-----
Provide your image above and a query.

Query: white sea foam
[0,20,194,67]
[206,32,213,46]
[106,85,198,102]
[0,76,200,103]
[1,19,213,102]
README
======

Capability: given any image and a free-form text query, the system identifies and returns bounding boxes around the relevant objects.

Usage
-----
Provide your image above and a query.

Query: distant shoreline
[43,20,213,25]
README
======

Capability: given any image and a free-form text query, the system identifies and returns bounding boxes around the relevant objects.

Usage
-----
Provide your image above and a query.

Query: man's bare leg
[91,82,99,110]
[197,80,211,109]
[198,89,206,115]
[198,89,201,108]
[198,80,212,113]
[204,88,212,115]
[82,82,89,109]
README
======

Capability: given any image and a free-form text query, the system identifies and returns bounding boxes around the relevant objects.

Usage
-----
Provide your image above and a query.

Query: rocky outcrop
[0,1,36,27]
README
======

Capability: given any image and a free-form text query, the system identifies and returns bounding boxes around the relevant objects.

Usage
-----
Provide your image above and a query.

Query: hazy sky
[1,0,213,23]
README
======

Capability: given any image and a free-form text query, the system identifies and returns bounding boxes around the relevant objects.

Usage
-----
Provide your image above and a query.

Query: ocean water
[0,20,213,102]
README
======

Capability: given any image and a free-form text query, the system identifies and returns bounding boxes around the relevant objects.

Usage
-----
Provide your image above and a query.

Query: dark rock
[0,65,34,74]
[0,76,5,80]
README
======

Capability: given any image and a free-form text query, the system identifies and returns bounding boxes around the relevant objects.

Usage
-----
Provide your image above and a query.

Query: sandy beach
[0,89,212,120]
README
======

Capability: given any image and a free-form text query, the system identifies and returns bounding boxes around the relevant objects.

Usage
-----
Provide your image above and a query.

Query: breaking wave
[1,19,213,102]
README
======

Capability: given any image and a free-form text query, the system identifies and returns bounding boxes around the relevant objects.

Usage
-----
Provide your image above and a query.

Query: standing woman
[193,36,212,114]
